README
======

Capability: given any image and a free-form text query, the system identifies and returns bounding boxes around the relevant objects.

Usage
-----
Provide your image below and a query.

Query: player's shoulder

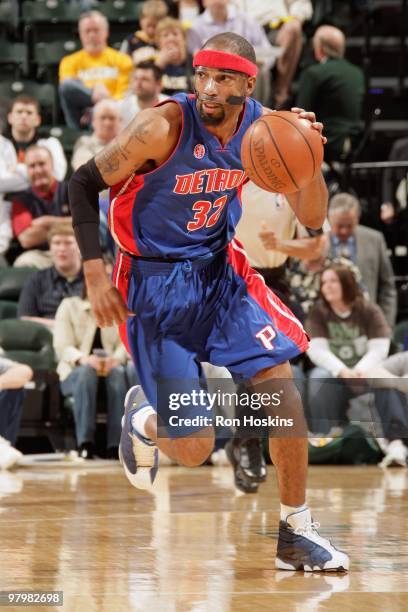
[154,98,183,121]
[125,103,182,155]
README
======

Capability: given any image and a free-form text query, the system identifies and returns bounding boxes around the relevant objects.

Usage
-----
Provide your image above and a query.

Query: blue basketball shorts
[113,239,308,437]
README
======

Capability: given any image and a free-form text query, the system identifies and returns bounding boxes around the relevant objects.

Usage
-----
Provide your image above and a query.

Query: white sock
[280,503,308,522]
[131,405,156,440]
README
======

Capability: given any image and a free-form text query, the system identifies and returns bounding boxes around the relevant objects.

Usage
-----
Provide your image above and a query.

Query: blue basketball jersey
[109,93,263,259]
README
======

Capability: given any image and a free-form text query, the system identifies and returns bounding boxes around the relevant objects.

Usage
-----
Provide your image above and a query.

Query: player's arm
[262,106,328,230]
[68,106,177,328]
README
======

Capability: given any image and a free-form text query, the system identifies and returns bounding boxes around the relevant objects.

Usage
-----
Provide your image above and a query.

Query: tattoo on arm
[95,117,154,178]
[129,118,153,145]
[96,146,121,176]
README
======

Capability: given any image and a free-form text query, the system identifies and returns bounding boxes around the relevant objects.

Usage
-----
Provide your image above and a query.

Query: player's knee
[171,435,214,467]
[252,361,293,382]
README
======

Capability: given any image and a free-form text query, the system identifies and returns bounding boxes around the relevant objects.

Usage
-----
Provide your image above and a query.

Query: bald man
[71,99,122,171]
[297,25,365,162]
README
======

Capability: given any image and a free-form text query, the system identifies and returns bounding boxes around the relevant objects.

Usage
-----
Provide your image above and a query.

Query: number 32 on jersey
[187,195,228,232]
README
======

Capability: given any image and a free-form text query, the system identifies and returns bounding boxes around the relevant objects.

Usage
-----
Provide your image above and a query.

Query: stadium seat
[0,300,17,319]
[0,80,57,125]
[0,42,28,80]
[34,40,81,82]
[101,0,143,21]
[0,267,36,303]
[38,125,86,166]
[0,267,36,321]
[0,1,19,37]
[0,318,61,448]
[22,1,82,43]
[0,319,56,371]
[98,0,143,44]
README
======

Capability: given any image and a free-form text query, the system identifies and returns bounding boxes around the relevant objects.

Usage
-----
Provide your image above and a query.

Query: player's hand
[84,260,133,328]
[290,107,327,145]
[88,282,132,328]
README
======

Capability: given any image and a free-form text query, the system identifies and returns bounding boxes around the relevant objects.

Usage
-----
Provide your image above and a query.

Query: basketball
[241,111,324,194]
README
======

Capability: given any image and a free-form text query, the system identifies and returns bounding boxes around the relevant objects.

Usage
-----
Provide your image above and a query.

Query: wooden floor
[1,463,407,611]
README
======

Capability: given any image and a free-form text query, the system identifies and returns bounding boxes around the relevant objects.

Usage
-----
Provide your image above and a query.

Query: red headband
[193,49,258,77]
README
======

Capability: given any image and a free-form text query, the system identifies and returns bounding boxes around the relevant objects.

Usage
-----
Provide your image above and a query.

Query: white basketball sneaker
[276,508,349,572]
[119,386,159,490]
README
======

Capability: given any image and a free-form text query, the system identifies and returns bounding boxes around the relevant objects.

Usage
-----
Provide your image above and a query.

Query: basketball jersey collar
[190,94,250,152]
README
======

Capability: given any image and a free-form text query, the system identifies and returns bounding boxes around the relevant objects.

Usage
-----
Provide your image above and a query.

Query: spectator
[0,357,33,470]
[0,136,20,265]
[0,134,30,197]
[380,137,408,252]
[59,11,133,129]
[17,222,84,329]
[187,1,276,104]
[187,1,272,54]
[120,0,168,65]
[297,26,365,162]
[0,203,11,267]
[4,95,67,182]
[328,193,397,326]
[163,0,203,20]
[177,0,203,25]
[11,146,70,269]
[364,351,408,467]
[234,0,313,107]
[117,62,168,127]
[306,263,391,435]
[155,17,193,95]
[71,100,122,171]
[54,289,134,460]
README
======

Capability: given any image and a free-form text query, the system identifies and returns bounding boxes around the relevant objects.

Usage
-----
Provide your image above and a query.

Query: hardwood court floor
[0,463,407,612]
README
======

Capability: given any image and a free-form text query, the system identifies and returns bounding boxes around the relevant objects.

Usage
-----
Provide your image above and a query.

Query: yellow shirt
[59,47,133,99]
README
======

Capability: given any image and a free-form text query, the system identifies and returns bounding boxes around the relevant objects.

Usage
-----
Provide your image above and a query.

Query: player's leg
[207,240,349,571]
[113,255,215,488]
[120,325,215,488]
[251,361,308,505]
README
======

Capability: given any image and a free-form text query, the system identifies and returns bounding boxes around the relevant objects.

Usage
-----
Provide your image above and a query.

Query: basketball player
[69,32,349,572]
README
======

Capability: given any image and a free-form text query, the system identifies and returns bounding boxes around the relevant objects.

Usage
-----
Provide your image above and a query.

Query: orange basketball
[241,111,324,194]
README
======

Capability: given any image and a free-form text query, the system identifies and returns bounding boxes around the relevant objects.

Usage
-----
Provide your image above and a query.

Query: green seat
[0,319,56,370]
[101,0,143,22]
[0,267,36,301]
[22,1,81,42]
[0,80,57,124]
[0,42,28,79]
[0,300,18,319]
[99,0,143,44]
[0,1,19,35]
[0,317,62,448]
[34,40,81,80]
[48,125,85,156]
